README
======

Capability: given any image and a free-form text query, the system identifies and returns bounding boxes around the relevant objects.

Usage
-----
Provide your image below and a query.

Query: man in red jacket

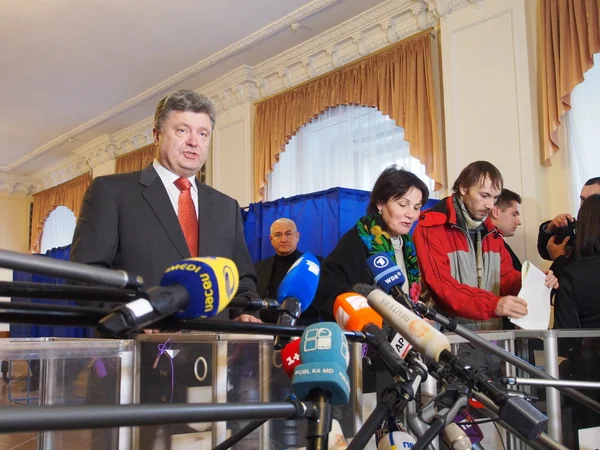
[414,161,558,330]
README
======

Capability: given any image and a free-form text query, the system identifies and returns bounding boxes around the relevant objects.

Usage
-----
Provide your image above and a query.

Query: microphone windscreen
[377,431,416,450]
[367,289,450,363]
[160,257,239,319]
[443,423,472,450]
[366,252,406,293]
[281,338,301,378]
[351,283,378,298]
[334,292,383,330]
[277,252,320,312]
[292,322,351,405]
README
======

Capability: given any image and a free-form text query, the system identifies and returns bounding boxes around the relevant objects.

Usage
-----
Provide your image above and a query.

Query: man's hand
[547,235,570,260]
[495,296,528,318]
[234,314,262,323]
[545,213,574,232]
[544,270,559,290]
[143,329,161,334]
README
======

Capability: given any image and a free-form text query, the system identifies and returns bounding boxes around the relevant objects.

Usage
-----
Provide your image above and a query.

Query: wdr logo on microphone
[373,255,389,269]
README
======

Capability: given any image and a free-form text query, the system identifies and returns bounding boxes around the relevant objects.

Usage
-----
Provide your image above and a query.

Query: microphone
[377,431,417,450]
[367,289,549,441]
[228,297,279,311]
[366,252,417,313]
[292,322,350,448]
[281,338,301,378]
[334,292,411,380]
[443,423,472,450]
[98,257,239,335]
[366,289,450,363]
[353,282,415,360]
[452,409,484,449]
[274,253,321,350]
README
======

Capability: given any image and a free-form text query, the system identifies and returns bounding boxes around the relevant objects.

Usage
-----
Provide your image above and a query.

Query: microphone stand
[415,303,600,414]
[0,400,318,434]
[502,377,600,389]
[0,248,143,289]
[412,383,470,450]
[0,302,107,326]
[347,379,415,450]
[0,281,140,303]
[471,391,568,450]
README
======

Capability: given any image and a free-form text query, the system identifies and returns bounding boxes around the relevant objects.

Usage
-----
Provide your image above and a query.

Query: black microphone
[228,297,279,311]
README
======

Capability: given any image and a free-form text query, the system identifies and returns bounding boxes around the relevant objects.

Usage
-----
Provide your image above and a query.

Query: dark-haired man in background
[490,188,523,270]
[538,177,600,278]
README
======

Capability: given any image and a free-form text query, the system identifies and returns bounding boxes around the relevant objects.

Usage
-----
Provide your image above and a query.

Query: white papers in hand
[509,261,552,330]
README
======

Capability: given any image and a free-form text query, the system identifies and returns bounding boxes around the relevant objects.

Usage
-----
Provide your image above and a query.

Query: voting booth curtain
[241,187,439,263]
[10,245,94,338]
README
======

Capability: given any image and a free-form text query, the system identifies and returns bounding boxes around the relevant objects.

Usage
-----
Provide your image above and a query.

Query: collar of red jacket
[419,194,496,232]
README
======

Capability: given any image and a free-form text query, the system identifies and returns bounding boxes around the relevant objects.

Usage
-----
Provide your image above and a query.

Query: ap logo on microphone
[373,255,389,269]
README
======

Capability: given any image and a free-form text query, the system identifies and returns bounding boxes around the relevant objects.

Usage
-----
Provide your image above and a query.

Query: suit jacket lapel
[256,256,275,298]
[197,182,214,256]
[140,164,190,258]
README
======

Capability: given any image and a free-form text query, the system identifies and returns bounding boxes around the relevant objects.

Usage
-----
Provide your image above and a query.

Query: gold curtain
[31,173,92,253]
[115,143,156,174]
[253,32,442,201]
[540,0,600,163]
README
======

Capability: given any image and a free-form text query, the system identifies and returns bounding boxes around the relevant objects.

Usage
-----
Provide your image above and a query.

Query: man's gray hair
[270,218,297,235]
[154,89,216,131]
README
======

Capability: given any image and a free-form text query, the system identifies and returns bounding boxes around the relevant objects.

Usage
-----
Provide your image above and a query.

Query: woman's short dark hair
[576,194,600,259]
[452,161,503,194]
[367,165,430,215]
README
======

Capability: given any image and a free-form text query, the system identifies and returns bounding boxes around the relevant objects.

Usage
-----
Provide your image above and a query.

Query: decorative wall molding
[0,0,483,195]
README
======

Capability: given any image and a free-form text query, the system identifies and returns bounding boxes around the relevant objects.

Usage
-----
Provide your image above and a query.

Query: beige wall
[0,193,32,331]
[439,0,563,269]
[211,102,254,207]
[93,159,116,178]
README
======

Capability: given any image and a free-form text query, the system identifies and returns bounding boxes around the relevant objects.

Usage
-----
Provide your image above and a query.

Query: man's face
[491,201,521,237]
[154,110,211,178]
[270,222,300,256]
[460,176,501,221]
[580,183,600,206]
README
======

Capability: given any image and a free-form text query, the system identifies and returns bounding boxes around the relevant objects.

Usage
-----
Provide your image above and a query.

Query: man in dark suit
[71,89,260,323]
[255,218,321,325]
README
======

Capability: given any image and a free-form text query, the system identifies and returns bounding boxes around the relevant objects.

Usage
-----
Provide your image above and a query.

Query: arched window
[566,53,600,211]
[267,105,436,200]
[39,206,76,254]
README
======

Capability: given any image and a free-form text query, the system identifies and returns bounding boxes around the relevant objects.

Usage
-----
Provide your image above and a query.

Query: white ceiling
[0,0,387,176]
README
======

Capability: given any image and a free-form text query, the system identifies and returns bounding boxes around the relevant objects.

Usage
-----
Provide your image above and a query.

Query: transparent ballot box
[136,332,364,450]
[0,337,135,450]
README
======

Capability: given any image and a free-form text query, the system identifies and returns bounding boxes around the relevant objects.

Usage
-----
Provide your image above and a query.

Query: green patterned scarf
[356,214,422,301]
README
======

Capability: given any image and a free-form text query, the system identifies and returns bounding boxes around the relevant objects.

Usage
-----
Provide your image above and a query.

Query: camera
[553,219,577,245]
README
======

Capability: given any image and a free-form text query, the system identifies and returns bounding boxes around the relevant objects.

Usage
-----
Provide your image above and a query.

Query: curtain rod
[255,26,438,105]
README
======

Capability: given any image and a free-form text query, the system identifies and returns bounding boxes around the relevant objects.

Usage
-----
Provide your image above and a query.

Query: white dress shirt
[153,159,199,218]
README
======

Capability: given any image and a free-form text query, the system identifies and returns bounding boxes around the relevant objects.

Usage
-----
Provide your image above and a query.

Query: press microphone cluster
[366,288,549,441]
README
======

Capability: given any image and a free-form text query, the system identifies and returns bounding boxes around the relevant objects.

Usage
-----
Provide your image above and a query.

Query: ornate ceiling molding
[0,0,482,195]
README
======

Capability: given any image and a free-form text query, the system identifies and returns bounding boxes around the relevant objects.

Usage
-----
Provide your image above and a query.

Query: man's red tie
[174,177,198,257]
